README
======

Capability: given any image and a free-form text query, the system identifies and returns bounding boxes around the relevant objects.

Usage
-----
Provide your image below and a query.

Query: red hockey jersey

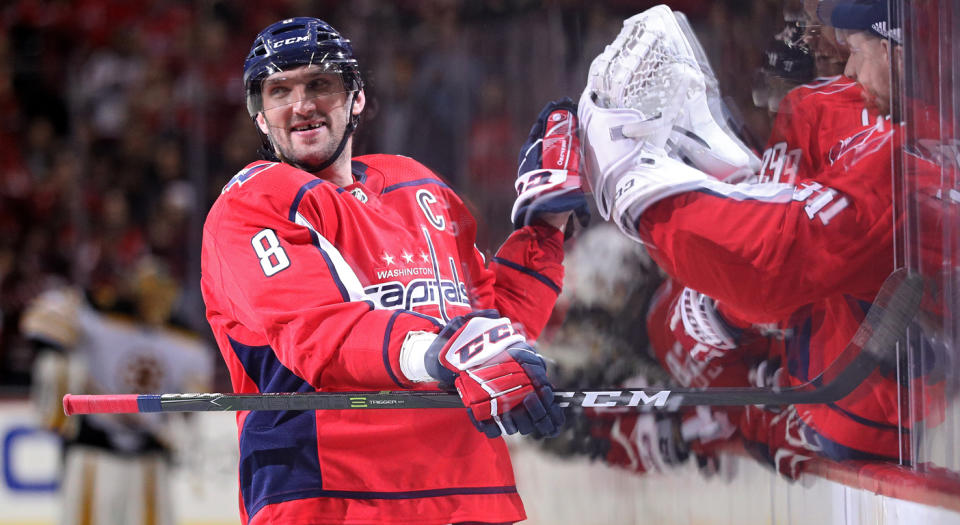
[759,76,877,184]
[201,154,565,524]
[637,120,943,460]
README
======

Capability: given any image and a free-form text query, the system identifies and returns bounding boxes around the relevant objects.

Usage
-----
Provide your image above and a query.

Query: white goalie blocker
[579,5,759,241]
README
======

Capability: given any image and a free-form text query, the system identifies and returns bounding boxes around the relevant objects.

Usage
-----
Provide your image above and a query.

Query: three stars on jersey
[380,251,431,266]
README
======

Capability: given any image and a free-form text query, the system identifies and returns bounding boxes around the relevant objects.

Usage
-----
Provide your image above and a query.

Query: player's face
[843,32,891,114]
[256,65,363,171]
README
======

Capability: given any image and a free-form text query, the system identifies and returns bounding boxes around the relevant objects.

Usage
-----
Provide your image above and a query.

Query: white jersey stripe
[698,179,797,203]
[295,212,372,304]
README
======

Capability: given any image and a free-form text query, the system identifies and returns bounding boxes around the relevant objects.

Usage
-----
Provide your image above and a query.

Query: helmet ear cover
[243,17,363,117]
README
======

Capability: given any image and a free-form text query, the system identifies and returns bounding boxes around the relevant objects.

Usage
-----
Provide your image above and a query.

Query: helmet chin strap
[305,92,358,173]
[257,92,359,175]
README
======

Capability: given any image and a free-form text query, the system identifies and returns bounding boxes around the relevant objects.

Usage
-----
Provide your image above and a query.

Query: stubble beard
[271,121,344,173]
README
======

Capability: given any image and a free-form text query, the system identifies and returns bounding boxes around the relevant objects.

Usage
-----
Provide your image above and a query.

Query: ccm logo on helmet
[272,35,311,48]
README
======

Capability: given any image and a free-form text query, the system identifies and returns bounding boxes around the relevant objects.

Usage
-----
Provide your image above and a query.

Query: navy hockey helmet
[243,17,363,117]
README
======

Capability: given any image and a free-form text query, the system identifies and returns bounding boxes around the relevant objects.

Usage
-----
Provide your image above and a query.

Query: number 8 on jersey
[251,228,291,276]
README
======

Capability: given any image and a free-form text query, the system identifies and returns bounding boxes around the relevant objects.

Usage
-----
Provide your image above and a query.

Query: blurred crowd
[3,0,959,506]
[0,0,781,391]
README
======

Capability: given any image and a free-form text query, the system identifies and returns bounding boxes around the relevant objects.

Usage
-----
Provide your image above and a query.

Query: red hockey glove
[740,404,821,480]
[512,98,590,230]
[424,311,565,438]
[676,287,743,362]
[586,408,689,475]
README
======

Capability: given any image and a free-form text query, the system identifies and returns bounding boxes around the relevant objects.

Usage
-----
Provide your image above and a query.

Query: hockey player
[580,0,948,466]
[589,1,944,480]
[200,17,581,525]
[21,257,213,525]
[758,0,878,185]
[580,0,942,469]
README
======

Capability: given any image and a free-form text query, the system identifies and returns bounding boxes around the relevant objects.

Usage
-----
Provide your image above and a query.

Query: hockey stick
[63,269,921,415]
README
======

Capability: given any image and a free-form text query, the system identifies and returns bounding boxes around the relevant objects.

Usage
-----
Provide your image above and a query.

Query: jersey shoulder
[791,76,863,107]
[207,160,342,226]
[218,161,333,198]
[354,154,451,192]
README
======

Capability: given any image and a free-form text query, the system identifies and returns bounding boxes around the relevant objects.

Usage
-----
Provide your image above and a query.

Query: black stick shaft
[63,270,921,415]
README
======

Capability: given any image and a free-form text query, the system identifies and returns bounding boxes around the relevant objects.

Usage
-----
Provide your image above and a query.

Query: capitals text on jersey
[364,277,470,311]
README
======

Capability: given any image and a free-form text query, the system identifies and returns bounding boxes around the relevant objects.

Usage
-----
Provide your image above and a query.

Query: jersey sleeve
[488,224,565,340]
[431,183,565,342]
[637,130,896,323]
[201,183,442,392]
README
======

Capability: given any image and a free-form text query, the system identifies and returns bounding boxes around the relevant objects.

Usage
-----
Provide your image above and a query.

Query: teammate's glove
[740,404,820,481]
[512,98,590,230]
[579,90,711,243]
[422,311,565,438]
[587,408,689,475]
[677,287,741,362]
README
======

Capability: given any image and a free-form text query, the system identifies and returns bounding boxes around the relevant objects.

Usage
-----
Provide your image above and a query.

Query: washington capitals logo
[828,123,888,166]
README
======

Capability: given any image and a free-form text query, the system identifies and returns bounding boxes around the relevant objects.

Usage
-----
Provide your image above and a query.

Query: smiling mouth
[291,123,325,132]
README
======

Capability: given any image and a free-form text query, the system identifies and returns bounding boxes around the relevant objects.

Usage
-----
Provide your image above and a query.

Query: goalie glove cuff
[579,91,710,242]
[608,152,709,244]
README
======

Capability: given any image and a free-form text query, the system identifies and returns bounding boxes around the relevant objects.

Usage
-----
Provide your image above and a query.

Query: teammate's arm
[580,118,896,323]
[480,99,586,338]
[636,144,895,323]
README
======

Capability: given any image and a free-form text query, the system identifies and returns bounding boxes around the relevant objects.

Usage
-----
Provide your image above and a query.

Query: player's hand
[676,287,741,363]
[424,311,565,439]
[512,98,589,230]
[587,408,689,475]
[740,404,819,481]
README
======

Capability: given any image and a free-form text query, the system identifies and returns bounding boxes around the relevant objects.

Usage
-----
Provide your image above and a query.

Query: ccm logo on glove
[457,323,518,363]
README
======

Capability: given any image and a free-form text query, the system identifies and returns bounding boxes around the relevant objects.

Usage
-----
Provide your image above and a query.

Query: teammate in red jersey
[201,17,581,525]
[667,4,879,476]
[758,0,880,185]
[759,75,873,184]
[580,0,941,471]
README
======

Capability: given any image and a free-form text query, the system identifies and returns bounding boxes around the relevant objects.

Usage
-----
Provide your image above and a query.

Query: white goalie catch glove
[669,11,761,181]
[579,5,709,242]
[579,90,710,243]
[579,6,761,241]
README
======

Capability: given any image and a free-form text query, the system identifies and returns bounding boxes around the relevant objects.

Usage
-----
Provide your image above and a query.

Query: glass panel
[898,0,960,472]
